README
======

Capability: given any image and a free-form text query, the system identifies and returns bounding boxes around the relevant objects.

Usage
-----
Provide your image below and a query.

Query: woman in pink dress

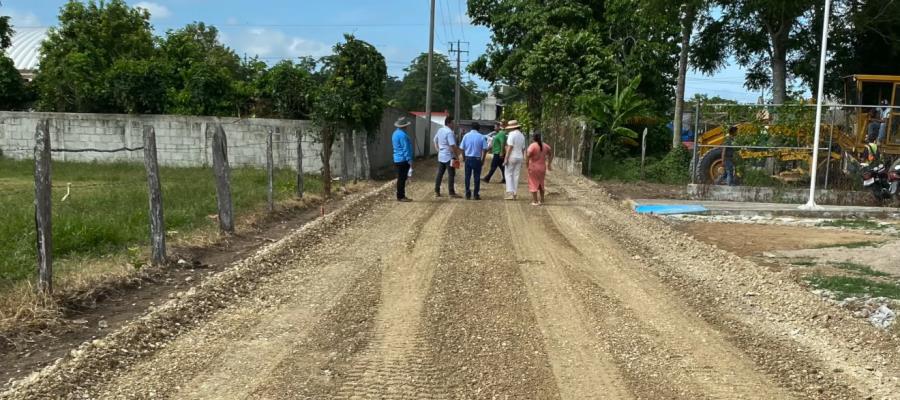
[525,132,553,206]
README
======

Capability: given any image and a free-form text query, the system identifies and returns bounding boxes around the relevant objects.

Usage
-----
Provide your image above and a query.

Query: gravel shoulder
[3,164,898,399]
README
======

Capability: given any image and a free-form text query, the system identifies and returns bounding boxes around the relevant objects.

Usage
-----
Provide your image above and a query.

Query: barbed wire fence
[6,118,377,296]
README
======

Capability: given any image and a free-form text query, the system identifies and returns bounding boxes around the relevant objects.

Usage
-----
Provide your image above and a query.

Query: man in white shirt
[503,120,526,200]
[879,100,891,144]
[433,116,461,198]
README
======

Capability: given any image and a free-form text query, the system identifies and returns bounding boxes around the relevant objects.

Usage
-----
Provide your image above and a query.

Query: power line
[17,23,428,29]
[441,0,456,40]
[456,0,468,41]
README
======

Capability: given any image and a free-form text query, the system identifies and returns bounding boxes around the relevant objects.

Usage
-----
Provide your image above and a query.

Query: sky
[2,0,757,103]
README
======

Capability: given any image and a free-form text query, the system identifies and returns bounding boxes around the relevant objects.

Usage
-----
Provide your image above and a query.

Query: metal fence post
[34,119,53,295]
[210,124,235,234]
[143,125,166,266]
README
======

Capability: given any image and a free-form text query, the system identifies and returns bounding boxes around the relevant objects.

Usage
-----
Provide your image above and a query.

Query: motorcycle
[861,159,900,201]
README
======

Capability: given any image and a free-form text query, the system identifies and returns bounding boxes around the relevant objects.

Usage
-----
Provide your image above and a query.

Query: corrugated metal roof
[6,27,47,71]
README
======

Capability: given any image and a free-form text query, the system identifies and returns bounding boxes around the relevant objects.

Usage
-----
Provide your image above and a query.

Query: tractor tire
[696,148,725,184]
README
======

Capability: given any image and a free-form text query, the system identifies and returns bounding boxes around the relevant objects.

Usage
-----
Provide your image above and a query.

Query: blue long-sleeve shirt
[392,128,413,163]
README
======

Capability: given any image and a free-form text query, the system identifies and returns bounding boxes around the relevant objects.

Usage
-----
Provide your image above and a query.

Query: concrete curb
[1,179,396,399]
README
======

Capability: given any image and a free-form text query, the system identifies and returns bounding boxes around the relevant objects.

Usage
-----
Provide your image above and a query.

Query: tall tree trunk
[673,3,698,149]
[771,37,788,105]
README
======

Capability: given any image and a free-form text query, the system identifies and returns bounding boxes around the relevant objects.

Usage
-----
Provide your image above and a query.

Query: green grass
[806,275,900,300]
[0,158,321,284]
[817,219,884,230]
[829,262,890,277]
[811,240,882,249]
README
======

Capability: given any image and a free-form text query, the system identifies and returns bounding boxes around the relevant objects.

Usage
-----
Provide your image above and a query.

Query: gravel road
[3,164,899,399]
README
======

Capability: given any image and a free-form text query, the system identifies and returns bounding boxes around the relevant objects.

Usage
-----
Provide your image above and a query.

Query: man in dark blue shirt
[392,117,414,202]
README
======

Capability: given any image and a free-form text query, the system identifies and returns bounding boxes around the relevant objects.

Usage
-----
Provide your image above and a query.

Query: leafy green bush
[645,145,691,184]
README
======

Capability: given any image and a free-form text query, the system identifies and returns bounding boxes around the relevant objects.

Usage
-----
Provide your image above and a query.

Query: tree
[34,0,156,112]
[255,58,317,119]
[648,0,711,147]
[695,0,817,105]
[106,58,167,114]
[576,75,651,174]
[313,34,387,197]
[0,3,27,111]
[394,53,481,117]
[0,55,26,110]
[160,22,247,116]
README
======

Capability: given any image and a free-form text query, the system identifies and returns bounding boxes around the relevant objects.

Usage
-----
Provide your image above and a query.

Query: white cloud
[226,28,331,61]
[5,9,41,27]
[134,1,172,20]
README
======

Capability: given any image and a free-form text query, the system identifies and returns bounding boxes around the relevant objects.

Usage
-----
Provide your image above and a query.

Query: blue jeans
[464,157,483,198]
[716,158,735,186]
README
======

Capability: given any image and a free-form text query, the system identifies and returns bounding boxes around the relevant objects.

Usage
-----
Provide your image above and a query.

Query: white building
[472,94,501,121]
[6,27,47,81]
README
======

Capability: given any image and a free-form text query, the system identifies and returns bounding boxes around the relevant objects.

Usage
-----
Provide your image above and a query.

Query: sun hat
[394,117,412,128]
[505,120,521,130]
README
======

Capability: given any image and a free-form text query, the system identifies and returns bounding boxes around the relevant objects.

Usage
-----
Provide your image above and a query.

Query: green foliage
[315,34,387,134]
[394,53,482,117]
[468,0,679,123]
[34,0,156,113]
[160,22,247,117]
[0,13,12,50]
[645,145,692,184]
[0,55,27,110]
[255,58,317,119]
[106,58,167,114]
[0,158,323,284]
[502,102,532,131]
[806,275,900,300]
[576,75,652,155]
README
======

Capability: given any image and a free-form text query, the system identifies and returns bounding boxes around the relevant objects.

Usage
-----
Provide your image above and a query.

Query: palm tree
[576,75,651,175]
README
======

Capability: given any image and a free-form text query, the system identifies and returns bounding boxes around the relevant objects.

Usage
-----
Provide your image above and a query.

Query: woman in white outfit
[503,120,526,200]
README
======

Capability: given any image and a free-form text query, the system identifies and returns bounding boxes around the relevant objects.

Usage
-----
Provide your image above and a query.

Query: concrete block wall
[0,112,373,176]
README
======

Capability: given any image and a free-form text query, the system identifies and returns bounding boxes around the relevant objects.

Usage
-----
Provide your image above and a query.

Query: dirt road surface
[3,164,899,399]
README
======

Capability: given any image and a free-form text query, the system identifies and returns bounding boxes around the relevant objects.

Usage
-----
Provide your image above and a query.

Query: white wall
[0,112,359,175]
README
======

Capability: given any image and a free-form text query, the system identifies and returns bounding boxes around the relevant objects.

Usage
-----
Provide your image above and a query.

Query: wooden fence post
[143,125,166,266]
[33,119,52,295]
[266,128,274,212]
[296,130,304,198]
[210,124,235,234]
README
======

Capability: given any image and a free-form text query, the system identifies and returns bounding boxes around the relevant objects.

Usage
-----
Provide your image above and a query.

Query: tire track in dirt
[89,191,438,399]
[331,203,456,399]
[542,205,794,399]
[423,201,560,399]
[504,202,633,400]
[568,202,870,399]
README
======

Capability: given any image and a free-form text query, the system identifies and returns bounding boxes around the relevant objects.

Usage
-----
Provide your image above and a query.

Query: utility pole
[449,40,469,139]
[424,0,436,157]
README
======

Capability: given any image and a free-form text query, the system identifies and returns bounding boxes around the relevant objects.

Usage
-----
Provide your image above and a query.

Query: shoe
[481,178,489,183]
[500,180,506,184]
[435,192,442,198]
[504,193,513,200]
[465,195,471,200]
[398,198,412,202]
[449,193,462,198]
[474,195,481,201]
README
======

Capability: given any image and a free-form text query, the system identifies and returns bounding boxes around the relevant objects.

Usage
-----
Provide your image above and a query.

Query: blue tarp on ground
[634,204,708,215]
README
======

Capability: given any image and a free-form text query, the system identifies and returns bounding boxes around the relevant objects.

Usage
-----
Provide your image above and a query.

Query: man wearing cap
[503,120,526,200]
[482,120,507,184]
[433,115,461,198]
[459,122,487,200]
[392,117,414,202]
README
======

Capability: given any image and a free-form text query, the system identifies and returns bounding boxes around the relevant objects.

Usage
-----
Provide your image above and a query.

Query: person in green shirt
[482,121,508,183]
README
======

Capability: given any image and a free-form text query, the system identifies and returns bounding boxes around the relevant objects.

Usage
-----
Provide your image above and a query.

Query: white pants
[505,159,523,194]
